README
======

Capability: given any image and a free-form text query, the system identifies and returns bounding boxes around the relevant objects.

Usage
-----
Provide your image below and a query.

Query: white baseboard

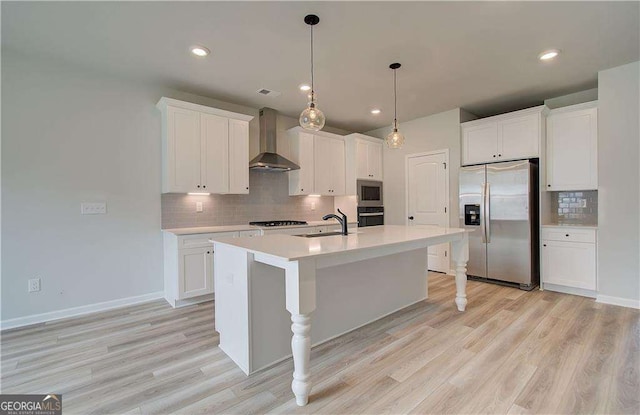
[596,294,640,309]
[542,283,597,298]
[1,291,164,331]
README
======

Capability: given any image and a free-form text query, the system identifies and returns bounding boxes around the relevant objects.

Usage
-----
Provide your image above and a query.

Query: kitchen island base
[212,225,469,406]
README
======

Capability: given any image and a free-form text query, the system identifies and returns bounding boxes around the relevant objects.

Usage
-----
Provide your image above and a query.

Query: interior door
[486,160,532,285]
[459,164,487,278]
[407,152,449,273]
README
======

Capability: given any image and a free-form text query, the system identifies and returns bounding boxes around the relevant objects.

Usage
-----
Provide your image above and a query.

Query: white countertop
[162,221,358,235]
[542,224,598,229]
[210,225,468,261]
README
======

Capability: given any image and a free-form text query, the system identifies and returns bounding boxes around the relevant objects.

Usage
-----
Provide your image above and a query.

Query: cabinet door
[201,113,229,193]
[166,106,201,192]
[462,123,499,165]
[179,247,214,299]
[314,137,334,195]
[228,119,250,194]
[367,141,383,180]
[547,108,598,191]
[288,132,315,195]
[542,240,596,290]
[498,114,539,160]
[355,140,369,180]
[331,138,346,195]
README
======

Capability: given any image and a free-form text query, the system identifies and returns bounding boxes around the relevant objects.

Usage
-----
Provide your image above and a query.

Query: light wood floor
[1,273,638,414]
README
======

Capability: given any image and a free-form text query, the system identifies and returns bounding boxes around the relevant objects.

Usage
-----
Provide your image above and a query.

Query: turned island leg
[284,259,317,406]
[451,232,470,312]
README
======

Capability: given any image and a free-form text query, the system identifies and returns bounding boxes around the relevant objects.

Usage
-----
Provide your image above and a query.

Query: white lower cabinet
[541,227,596,292]
[179,247,214,298]
[164,230,236,307]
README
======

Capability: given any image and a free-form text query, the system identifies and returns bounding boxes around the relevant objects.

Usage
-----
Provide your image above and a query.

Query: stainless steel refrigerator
[459,160,539,290]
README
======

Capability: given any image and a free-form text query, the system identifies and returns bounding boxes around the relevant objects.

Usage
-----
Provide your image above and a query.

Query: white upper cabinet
[344,134,383,195]
[166,106,202,192]
[288,131,315,195]
[157,97,253,194]
[287,127,346,196]
[352,136,383,180]
[546,102,598,191]
[314,135,346,195]
[201,113,229,193]
[461,106,546,166]
[229,119,250,194]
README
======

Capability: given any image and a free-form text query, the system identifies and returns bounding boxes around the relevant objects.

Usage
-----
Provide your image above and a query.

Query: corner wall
[596,61,640,307]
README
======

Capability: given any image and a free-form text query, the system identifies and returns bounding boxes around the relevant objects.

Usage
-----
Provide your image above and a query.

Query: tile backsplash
[161,171,335,229]
[550,190,598,225]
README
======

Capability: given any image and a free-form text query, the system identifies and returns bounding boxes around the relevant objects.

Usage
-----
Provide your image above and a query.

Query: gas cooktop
[249,220,308,227]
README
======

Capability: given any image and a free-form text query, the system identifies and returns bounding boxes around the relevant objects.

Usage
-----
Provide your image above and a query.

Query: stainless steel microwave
[357,180,383,207]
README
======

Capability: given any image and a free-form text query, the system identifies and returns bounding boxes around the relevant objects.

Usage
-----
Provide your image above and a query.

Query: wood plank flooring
[1,273,638,414]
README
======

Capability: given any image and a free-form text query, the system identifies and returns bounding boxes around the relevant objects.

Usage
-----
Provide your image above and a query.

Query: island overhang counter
[210,224,470,406]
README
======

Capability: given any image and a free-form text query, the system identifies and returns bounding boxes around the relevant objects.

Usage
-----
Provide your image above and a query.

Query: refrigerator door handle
[480,182,486,243]
[486,182,491,243]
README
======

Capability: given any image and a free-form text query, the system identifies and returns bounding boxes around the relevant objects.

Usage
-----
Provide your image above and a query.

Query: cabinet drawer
[541,227,596,243]
[180,231,237,248]
[238,229,262,237]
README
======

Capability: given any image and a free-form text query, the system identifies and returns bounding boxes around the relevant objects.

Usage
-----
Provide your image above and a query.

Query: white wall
[367,108,465,227]
[1,50,350,324]
[597,61,640,306]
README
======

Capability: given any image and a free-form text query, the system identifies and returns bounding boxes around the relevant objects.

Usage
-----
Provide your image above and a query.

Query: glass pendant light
[386,63,405,149]
[299,14,326,131]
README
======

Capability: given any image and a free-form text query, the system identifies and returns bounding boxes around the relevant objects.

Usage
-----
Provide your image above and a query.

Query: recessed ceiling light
[371,108,381,115]
[538,49,560,61]
[190,46,210,57]
[299,84,311,92]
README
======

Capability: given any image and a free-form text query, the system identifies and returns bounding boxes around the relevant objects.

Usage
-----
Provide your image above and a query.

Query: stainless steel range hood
[249,108,300,171]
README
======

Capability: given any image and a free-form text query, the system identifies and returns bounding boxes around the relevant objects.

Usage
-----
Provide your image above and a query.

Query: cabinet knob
[207,251,210,254]
[565,234,570,237]
[203,185,206,188]
[408,216,414,220]
[548,184,551,187]
[493,155,496,158]
[301,188,304,191]
[498,154,502,157]
[197,185,201,188]
[543,244,547,247]
[246,187,249,190]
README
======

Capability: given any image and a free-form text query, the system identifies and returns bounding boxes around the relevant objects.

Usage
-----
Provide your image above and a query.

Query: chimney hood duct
[249,108,300,171]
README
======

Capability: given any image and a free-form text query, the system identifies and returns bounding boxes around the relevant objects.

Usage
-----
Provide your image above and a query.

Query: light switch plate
[81,202,107,215]
[196,202,203,212]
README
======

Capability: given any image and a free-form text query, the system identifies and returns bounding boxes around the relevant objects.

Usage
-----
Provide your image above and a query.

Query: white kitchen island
[211,225,470,406]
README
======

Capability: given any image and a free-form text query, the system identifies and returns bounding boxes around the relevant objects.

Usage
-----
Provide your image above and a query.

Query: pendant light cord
[393,68,398,129]
[310,24,315,100]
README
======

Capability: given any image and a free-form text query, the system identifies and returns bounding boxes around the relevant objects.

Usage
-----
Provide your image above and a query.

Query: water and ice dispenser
[464,204,481,226]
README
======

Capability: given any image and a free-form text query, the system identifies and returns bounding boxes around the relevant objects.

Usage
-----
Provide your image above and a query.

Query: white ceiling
[2,1,638,132]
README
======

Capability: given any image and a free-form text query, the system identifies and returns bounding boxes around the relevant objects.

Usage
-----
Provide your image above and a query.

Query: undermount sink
[294,231,345,238]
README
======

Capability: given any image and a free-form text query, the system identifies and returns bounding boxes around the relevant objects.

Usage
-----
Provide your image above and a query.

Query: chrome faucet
[322,209,349,235]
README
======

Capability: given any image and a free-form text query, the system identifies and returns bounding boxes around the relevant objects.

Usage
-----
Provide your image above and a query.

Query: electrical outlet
[580,199,587,208]
[196,202,203,213]
[28,278,41,293]
[81,202,107,215]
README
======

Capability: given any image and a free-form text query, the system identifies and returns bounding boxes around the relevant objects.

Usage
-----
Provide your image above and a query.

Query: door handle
[480,183,486,243]
[485,182,491,243]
